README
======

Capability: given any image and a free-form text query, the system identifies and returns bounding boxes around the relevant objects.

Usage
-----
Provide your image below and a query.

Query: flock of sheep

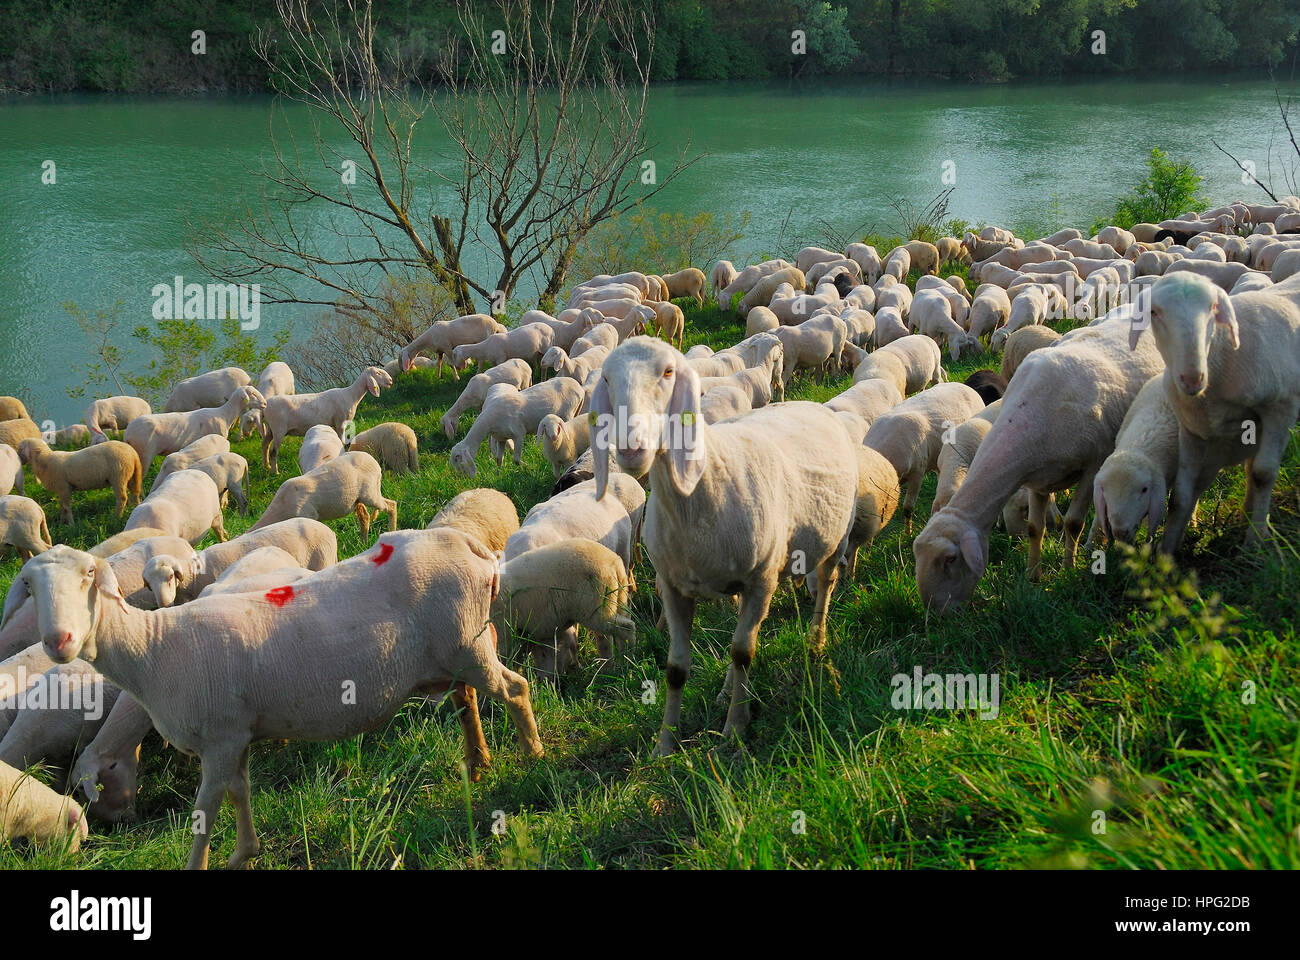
[2,197,1300,870]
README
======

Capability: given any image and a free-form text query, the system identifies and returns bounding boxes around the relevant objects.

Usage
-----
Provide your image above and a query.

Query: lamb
[399,313,507,376]
[349,422,419,475]
[439,359,533,439]
[0,445,23,497]
[772,315,847,385]
[999,325,1062,380]
[188,452,251,516]
[150,434,230,494]
[125,386,266,468]
[662,267,706,306]
[0,419,42,450]
[16,437,142,524]
[824,377,903,427]
[936,236,969,267]
[15,532,541,868]
[251,451,396,541]
[427,488,520,554]
[652,301,686,349]
[1139,272,1300,552]
[588,337,858,753]
[864,383,985,530]
[1091,375,1182,544]
[710,260,738,300]
[845,243,883,283]
[449,378,585,478]
[581,308,648,342]
[450,322,556,372]
[851,349,910,397]
[876,335,946,394]
[493,538,634,678]
[54,424,91,448]
[164,367,251,412]
[140,545,204,609]
[125,469,227,544]
[0,496,51,560]
[261,367,390,474]
[0,758,88,851]
[196,546,305,599]
[538,414,591,478]
[542,343,610,383]
[298,423,344,473]
[914,315,1164,610]
[503,475,646,577]
[872,304,910,348]
[69,694,153,822]
[85,396,151,443]
[911,289,977,360]
[0,662,121,774]
[698,364,778,412]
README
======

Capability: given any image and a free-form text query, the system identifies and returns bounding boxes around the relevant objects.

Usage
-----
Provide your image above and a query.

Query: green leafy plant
[1096,148,1209,232]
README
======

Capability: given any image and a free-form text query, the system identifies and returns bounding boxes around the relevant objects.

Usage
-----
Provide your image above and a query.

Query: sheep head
[1139,273,1238,396]
[142,552,200,609]
[590,336,704,500]
[73,741,141,824]
[912,509,987,613]
[1093,451,1165,544]
[5,546,128,663]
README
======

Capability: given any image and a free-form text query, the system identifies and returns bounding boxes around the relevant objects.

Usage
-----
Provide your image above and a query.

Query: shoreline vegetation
[2,0,1297,96]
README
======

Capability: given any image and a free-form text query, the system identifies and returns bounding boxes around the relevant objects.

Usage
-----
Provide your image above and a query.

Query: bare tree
[1212,64,1300,203]
[190,0,691,323]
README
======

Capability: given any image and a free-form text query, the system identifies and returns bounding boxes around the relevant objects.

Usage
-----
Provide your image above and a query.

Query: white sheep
[189,518,337,598]
[0,496,51,560]
[126,468,227,544]
[298,423,344,473]
[851,349,910,397]
[69,693,153,822]
[0,661,121,774]
[1091,375,1182,544]
[427,488,520,554]
[845,243,882,283]
[251,451,396,541]
[589,337,858,753]
[503,475,645,577]
[196,546,304,598]
[17,437,142,524]
[124,386,266,468]
[12,533,541,868]
[824,377,903,427]
[188,452,251,516]
[399,313,506,377]
[772,314,847,386]
[164,367,251,412]
[238,361,297,438]
[84,396,152,444]
[570,319,620,357]
[538,413,591,478]
[864,383,985,530]
[914,315,1164,610]
[0,758,88,851]
[716,260,791,310]
[261,366,391,474]
[349,422,419,475]
[911,288,977,361]
[699,384,753,424]
[439,358,533,440]
[968,284,1011,343]
[990,285,1062,352]
[450,322,556,372]
[0,444,23,498]
[710,260,738,300]
[882,247,910,282]
[150,433,230,494]
[872,304,910,349]
[876,334,945,394]
[450,378,585,478]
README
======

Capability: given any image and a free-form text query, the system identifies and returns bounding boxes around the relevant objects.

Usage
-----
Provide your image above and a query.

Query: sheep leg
[473,661,543,758]
[353,502,371,542]
[261,431,274,472]
[720,579,777,741]
[186,749,241,870]
[809,554,839,653]
[224,746,261,869]
[902,468,924,534]
[1061,468,1097,566]
[511,429,525,465]
[654,578,696,758]
[60,494,73,526]
[1161,427,1215,554]
[1025,490,1050,582]
[1242,402,1299,544]
[211,513,228,543]
[450,682,491,782]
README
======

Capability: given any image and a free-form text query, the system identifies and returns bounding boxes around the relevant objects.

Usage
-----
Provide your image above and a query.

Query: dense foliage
[3,0,1297,93]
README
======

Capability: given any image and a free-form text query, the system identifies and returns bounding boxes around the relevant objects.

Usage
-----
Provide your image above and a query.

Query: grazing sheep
[581,307,649,342]
[932,403,999,515]
[877,335,946,394]
[698,384,752,424]
[589,337,858,753]
[1271,248,1300,282]
[190,518,337,598]
[967,290,1018,344]
[1231,272,1274,294]
[0,643,56,739]
[872,304,911,349]
[17,437,142,524]
[841,445,901,581]
[427,488,520,554]
[542,344,610,383]
[188,452,251,516]
[915,316,1164,610]
[538,413,591,478]
[844,243,883,284]
[851,349,910,397]
[840,307,877,347]
[439,359,533,440]
[570,319,620,357]
[261,367,390,474]
[662,267,706,306]
[1163,259,1253,291]
[901,240,941,275]
[14,533,540,868]
[1091,375,1182,545]
[1141,272,1300,552]
[0,445,23,498]
[0,496,51,560]
[990,285,1061,352]
[746,305,780,336]
[251,451,396,541]
[882,247,911,282]
[298,423,344,474]
[451,322,556,372]
[0,759,88,851]
[399,313,507,377]
[0,661,121,775]
[652,301,686,349]
[200,566,312,600]
[450,378,585,478]
[164,367,251,412]
[806,259,863,289]
[195,546,304,599]
[710,260,738,300]
[494,538,634,678]
[125,469,227,544]
[795,246,843,274]
[504,475,645,577]
[150,434,230,494]
[125,386,266,468]
[140,546,204,609]
[0,419,42,451]
[772,315,847,385]
[864,383,986,530]
[53,424,91,448]
[85,396,151,444]
[349,422,419,475]
[999,325,1062,381]
[239,361,296,438]
[935,236,968,267]
[0,398,28,421]
[911,289,977,361]
[69,694,153,823]
[1135,250,1181,276]
[964,370,1006,405]
[824,377,904,427]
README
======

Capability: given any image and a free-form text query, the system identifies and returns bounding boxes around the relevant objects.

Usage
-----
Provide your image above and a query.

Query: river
[0,76,1290,421]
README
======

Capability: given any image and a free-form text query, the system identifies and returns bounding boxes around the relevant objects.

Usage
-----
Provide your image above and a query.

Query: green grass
[3,281,1298,870]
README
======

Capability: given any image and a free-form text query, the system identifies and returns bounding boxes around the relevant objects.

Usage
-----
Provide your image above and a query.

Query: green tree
[1099,148,1208,231]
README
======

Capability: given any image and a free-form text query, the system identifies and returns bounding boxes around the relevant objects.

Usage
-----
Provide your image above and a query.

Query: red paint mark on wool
[372,542,394,566]
[265,585,295,607]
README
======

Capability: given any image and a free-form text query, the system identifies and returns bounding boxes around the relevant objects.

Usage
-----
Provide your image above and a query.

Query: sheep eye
[1141,486,1149,494]
[663,368,674,379]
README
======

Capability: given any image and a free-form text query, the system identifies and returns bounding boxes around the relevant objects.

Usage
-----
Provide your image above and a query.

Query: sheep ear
[1094,480,1111,541]
[667,365,706,496]
[589,377,613,501]
[1147,473,1167,534]
[1,574,30,631]
[958,528,986,576]
[1213,288,1239,349]
[93,559,128,610]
